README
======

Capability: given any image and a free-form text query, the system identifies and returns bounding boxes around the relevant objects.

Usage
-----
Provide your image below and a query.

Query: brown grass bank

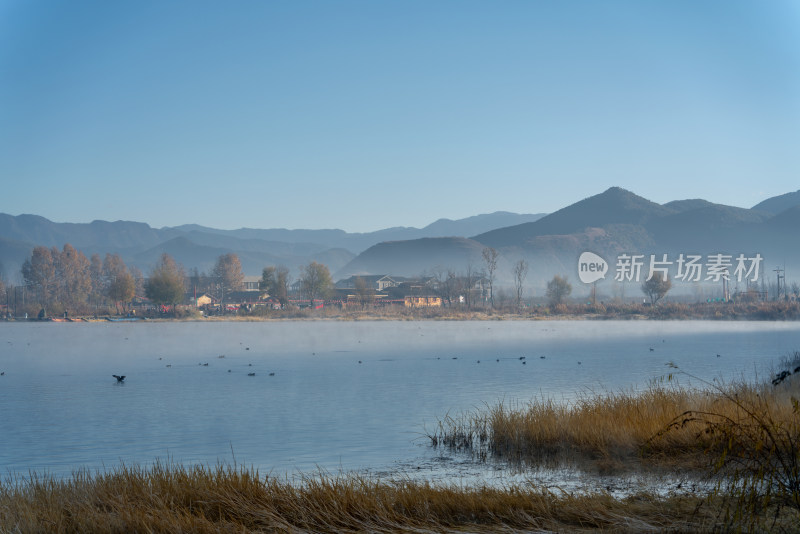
[430,356,800,530]
[0,463,728,533]
[430,377,799,467]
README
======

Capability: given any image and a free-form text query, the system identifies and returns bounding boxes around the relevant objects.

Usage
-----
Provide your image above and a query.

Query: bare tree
[189,268,215,296]
[463,263,477,309]
[89,253,105,309]
[546,275,572,306]
[354,276,375,308]
[129,266,145,298]
[103,253,135,314]
[482,247,499,308]
[513,259,529,310]
[443,269,459,307]
[260,266,275,293]
[213,253,244,310]
[261,265,291,308]
[428,266,457,307]
[103,253,127,282]
[22,246,56,312]
[299,261,334,308]
[145,253,185,310]
[641,272,672,305]
[189,267,202,301]
[107,272,135,314]
[52,244,91,311]
[275,266,291,308]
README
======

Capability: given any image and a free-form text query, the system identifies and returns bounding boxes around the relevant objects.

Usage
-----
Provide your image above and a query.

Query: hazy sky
[2,1,798,232]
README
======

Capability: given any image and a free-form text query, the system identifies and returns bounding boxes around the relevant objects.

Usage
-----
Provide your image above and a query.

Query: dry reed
[431,359,800,531]
[0,462,728,533]
[431,373,798,468]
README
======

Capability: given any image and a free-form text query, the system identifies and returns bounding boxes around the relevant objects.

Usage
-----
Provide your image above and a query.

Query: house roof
[335,275,397,288]
[339,274,390,283]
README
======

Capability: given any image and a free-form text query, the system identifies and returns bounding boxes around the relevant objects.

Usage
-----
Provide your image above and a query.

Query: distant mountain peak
[603,186,631,195]
[473,186,670,248]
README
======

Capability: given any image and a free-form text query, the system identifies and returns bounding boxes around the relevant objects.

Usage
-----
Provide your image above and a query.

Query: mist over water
[1,320,798,481]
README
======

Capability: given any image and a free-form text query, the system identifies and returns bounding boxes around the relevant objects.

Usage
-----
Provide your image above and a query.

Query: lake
[1,320,798,486]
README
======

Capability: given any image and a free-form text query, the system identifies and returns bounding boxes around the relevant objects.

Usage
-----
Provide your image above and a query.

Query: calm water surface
[1,320,798,483]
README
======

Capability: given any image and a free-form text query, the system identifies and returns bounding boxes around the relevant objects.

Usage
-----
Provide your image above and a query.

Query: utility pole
[773,266,785,301]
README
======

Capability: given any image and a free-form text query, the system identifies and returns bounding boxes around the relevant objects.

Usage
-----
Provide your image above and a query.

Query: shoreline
[3,308,798,323]
[4,298,799,323]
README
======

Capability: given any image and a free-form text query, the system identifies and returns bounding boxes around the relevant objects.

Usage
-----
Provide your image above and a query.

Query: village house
[242,276,261,291]
[335,275,400,292]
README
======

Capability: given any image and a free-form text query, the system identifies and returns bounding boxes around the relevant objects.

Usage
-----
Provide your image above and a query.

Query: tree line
[4,242,729,318]
[11,245,142,316]
[2,244,190,316]
[1,243,342,317]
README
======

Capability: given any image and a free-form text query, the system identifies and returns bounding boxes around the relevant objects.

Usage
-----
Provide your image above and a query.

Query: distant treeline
[1,244,192,317]
[4,242,799,321]
[0,244,143,316]
[0,243,333,318]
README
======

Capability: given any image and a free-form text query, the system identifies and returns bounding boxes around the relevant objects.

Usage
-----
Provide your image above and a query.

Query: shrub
[658,361,800,530]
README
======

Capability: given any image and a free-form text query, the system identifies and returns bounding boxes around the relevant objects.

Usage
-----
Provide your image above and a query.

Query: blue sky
[1,1,798,232]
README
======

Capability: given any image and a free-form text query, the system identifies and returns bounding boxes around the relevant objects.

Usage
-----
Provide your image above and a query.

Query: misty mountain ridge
[474,187,672,249]
[166,211,546,253]
[0,210,545,279]
[3,188,799,287]
[337,187,800,286]
[340,237,487,279]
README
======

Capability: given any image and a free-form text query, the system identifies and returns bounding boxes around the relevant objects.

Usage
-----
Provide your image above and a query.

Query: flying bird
[112,375,126,382]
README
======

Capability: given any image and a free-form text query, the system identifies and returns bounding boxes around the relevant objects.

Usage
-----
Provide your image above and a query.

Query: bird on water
[112,375,126,383]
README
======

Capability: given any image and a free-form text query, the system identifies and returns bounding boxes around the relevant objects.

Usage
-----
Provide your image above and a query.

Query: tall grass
[0,462,726,533]
[430,380,723,469]
[431,359,800,531]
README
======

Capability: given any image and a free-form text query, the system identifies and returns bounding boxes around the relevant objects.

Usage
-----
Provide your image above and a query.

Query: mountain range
[0,211,545,281]
[337,187,800,288]
[2,188,799,290]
